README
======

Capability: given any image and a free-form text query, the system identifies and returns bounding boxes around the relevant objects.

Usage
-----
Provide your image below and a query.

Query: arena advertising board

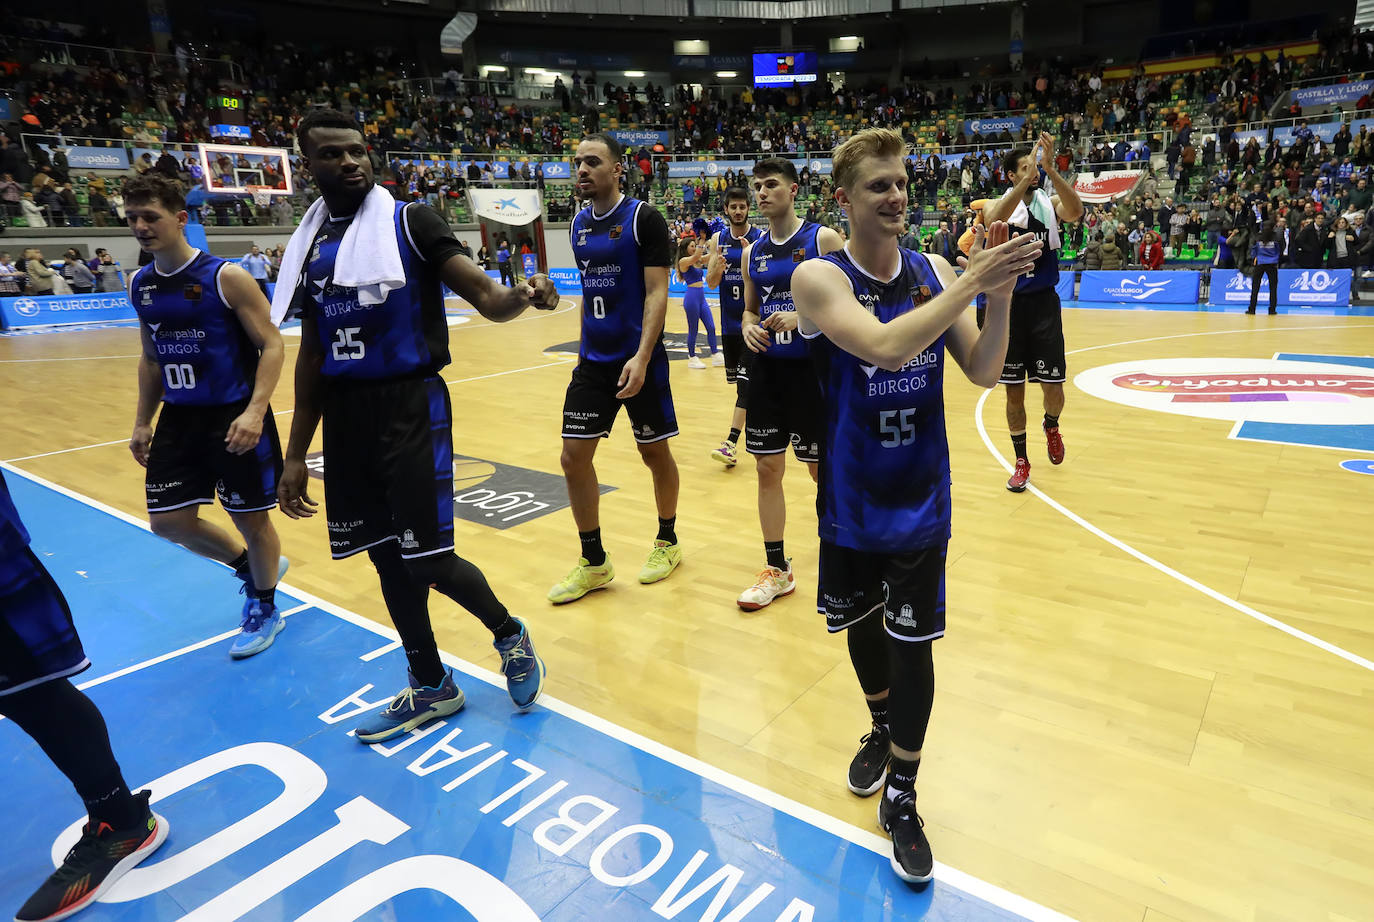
[1077,271,1201,304]
[665,158,832,178]
[390,158,572,181]
[963,116,1026,136]
[0,291,136,329]
[1291,80,1374,106]
[1207,269,1352,306]
[469,188,543,224]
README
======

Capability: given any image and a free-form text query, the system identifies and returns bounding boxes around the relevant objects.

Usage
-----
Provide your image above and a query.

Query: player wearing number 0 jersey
[792,128,1042,885]
[979,133,1084,493]
[736,157,843,612]
[705,188,764,467]
[123,173,289,661]
[549,133,683,605]
[275,110,560,742]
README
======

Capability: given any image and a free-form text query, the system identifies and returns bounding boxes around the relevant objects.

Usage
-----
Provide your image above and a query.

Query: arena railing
[17,38,243,84]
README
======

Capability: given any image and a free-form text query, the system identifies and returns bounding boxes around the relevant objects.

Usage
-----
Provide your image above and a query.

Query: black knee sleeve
[846,611,890,696]
[887,639,935,753]
[402,551,509,633]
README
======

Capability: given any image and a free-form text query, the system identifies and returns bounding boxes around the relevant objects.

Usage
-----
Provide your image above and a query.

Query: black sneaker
[16,791,169,922]
[846,723,891,796]
[878,790,934,885]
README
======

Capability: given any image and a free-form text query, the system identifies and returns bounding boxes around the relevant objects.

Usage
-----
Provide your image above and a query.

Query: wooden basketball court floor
[2,300,1372,922]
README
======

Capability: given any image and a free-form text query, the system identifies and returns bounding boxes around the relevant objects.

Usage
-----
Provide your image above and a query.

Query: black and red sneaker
[1044,423,1065,465]
[1006,457,1031,492]
[16,791,168,922]
[878,790,934,885]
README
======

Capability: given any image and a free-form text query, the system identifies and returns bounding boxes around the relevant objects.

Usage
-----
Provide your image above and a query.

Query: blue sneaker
[494,618,546,712]
[236,556,289,593]
[228,599,284,659]
[355,669,465,744]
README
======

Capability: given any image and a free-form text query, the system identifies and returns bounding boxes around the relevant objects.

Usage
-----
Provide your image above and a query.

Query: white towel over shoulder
[270,185,405,325]
[1007,187,1061,251]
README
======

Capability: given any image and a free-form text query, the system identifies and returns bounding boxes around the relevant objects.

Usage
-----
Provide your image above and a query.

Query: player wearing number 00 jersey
[736,157,843,611]
[548,132,683,605]
[704,187,764,467]
[275,109,560,742]
[124,172,289,660]
[792,128,1042,885]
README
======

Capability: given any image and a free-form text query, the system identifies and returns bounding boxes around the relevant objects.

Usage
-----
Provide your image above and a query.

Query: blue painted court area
[1232,353,1374,453]
[0,469,1065,922]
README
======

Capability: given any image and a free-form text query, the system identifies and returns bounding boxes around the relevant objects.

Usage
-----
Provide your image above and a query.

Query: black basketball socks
[866,696,890,731]
[229,549,250,580]
[886,756,921,800]
[727,427,741,445]
[1011,431,1029,461]
[580,528,607,565]
[1044,412,1060,430]
[657,516,677,545]
[764,540,787,570]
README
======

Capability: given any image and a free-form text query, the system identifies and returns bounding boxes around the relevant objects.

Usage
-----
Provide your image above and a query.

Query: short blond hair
[832,128,908,191]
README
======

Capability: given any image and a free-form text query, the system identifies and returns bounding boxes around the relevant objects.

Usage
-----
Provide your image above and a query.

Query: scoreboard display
[752,51,819,87]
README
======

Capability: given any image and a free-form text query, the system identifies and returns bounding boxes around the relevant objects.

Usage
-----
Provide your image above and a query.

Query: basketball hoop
[248,185,272,208]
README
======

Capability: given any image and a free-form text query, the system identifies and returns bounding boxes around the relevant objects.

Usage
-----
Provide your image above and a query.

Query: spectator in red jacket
[1139,230,1165,270]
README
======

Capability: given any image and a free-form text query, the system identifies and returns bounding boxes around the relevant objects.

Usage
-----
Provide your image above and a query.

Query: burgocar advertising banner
[1208,268,1352,306]
[964,116,1025,136]
[1078,271,1201,304]
[1291,80,1374,106]
[609,130,669,148]
[0,292,137,329]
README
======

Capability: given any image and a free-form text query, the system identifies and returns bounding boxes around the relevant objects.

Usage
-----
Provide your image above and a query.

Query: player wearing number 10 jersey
[792,128,1042,885]
[124,173,290,660]
[275,110,560,741]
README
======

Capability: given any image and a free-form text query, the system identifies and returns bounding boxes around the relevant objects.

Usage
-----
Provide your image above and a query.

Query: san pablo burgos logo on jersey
[305,451,615,530]
[1103,275,1173,300]
[1075,357,1374,428]
[860,349,939,396]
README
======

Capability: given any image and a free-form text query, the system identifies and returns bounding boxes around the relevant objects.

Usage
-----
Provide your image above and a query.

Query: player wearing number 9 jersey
[124,172,291,660]
[274,110,561,741]
[792,128,1042,886]
[704,187,763,468]
[734,157,843,613]
[549,133,682,605]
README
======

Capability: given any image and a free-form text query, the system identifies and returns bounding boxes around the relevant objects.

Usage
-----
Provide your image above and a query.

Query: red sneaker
[1044,424,1065,465]
[1006,458,1031,492]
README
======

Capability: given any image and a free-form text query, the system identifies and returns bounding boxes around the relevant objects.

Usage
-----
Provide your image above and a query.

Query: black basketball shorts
[561,342,678,443]
[0,547,89,696]
[145,400,283,515]
[745,356,822,463]
[817,541,947,642]
[321,375,456,560]
[999,286,1067,385]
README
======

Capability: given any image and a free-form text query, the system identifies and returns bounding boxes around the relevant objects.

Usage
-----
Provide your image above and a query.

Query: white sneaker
[687,356,707,369]
[737,562,796,611]
[710,351,725,366]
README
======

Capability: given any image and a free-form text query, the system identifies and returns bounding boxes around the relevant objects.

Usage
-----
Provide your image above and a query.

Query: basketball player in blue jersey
[548,133,682,604]
[980,133,1084,492]
[792,128,1042,884]
[274,110,559,742]
[122,173,289,660]
[1,469,170,922]
[735,158,843,611]
[705,187,764,467]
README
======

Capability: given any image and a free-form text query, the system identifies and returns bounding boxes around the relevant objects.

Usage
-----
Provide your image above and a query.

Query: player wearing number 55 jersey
[735,158,843,612]
[793,129,1042,885]
[548,133,682,604]
[124,173,289,661]
[274,110,560,742]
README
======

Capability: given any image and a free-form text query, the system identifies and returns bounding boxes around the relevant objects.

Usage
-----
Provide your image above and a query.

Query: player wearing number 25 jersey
[124,172,289,660]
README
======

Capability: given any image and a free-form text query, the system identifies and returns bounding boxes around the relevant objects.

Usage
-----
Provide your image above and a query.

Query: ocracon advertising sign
[1074,357,1374,426]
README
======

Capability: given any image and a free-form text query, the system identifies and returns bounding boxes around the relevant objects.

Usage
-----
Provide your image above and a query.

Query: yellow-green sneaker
[638,540,682,584]
[547,556,615,604]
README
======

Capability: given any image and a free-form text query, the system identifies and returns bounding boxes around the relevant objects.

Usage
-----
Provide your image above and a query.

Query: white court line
[974,324,1374,673]
[0,355,576,464]
[0,354,143,363]
[1,460,1077,922]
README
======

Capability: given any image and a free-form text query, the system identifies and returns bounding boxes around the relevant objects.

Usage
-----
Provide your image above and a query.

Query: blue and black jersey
[571,195,672,363]
[715,225,764,335]
[130,250,257,406]
[298,202,463,379]
[804,247,952,553]
[745,220,823,360]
